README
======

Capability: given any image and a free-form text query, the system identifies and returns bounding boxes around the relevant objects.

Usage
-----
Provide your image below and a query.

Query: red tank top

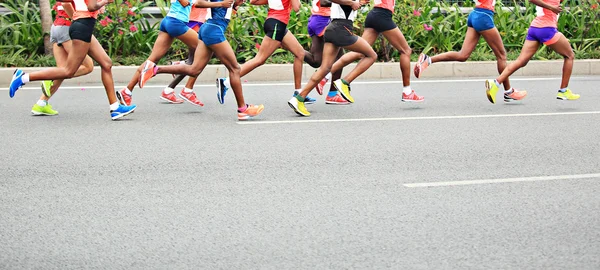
[72,0,100,20]
[267,0,292,24]
[374,0,395,12]
[311,0,330,16]
[53,3,71,26]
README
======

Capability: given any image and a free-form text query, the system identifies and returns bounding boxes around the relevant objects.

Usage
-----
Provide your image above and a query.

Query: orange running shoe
[414,53,431,79]
[503,88,528,102]
[325,93,350,105]
[316,77,328,95]
[160,91,184,104]
[402,90,424,102]
[139,60,156,88]
[116,88,132,106]
[238,104,264,120]
[179,90,204,107]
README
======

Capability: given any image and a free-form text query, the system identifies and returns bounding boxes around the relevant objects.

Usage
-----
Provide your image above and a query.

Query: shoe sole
[325,101,351,105]
[288,101,309,116]
[178,93,204,107]
[485,80,496,104]
[401,99,424,103]
[111,107,136,120]
[216,79,226,104]
[160,95,184,104]
[31,111,58,116]
[305,100,316,105]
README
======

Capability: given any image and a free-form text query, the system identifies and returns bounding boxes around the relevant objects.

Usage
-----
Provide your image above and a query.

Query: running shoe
[116,88,132,106]
[325,93,350,105]
[333,79,354,103]
[556,89,580,100]
[402,90,424,102]
[110,104,137,120]
[179,90,204,107]
[9,69,25,98]
[414,53,431,78]
[288,97,310,116]
[160,91,184,104]
[41,80,53,98]
[316,77,328,95]
[504,88,528,102]
[293,91,316,104]
[139,60,156,88]
[31,103,58,116]
[485,79,499,104]
[238,104,265,120]
[216,78,228,104]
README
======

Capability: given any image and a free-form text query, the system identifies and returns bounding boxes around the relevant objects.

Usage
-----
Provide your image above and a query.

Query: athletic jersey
[53,2,71,26]
[531,0,560,28]
[189,6,207,23]
[330,0,358,21]
[167,0,193,23]
[205,0,234,27]
[474,0,495,11]
[72,0,101,20]
[267,0,292,24]
[311,0,330,17]
[374,0,395,12]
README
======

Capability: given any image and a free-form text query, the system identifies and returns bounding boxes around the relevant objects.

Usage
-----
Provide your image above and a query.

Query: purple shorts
[186,21,203,32]
[526,27,560,45]
[307,15,330,37]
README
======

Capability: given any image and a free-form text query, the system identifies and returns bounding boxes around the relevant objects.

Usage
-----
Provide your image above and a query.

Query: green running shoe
[556,89,580,100]
[41,80,53,97]
[31,103,58,116]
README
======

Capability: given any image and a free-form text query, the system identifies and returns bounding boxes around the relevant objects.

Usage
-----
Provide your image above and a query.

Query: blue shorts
[467,8,495,32]
[198,22,227,46]
[159,16,190,37]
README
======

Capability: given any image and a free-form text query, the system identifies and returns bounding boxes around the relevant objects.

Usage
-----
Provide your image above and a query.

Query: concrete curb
[1,60,598,86]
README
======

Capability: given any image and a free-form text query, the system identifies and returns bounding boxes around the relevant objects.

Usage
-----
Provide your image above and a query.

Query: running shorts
[467,8,495,32]
[307,15,330,37]
[198,22,227,46]
[50,25,71,45]
[263,18,288,42]
[526,27,560,45]
[364,7,397,33]
[323,19,358,47]
[159,16,190,37]
[69,18,95,43]
[187,21,203,32]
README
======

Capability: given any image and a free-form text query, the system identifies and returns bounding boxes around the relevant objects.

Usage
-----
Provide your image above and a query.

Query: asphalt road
[1,76,599,269]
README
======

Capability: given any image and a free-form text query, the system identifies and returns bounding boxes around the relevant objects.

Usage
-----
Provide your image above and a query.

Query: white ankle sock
[224,78,231,88]
[163,87,175,94]
[124,87,132,95]
[22,74,30,83]
[37,99,47,106]
[183,87,193,93]
[110,102,120,111]
[325,73,332,80]
[402,86,412,95]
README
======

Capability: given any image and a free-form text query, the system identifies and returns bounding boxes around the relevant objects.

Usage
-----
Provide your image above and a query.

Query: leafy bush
[0,0,599,67]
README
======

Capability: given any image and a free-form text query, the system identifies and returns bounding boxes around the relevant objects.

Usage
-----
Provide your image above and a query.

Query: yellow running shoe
[288,97,310,116]
[485,79,499,104]
[556,89,580,100]
[41,80,53,97]
[333,79,354,103]
[31,103,58,116]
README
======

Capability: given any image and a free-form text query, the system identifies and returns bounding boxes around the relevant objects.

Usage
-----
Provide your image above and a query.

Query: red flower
[99,18,108,27]
[118,30,124,35]
[423,24,433,31]
[413,10,421,16]
[128,10,135,16]
[129,24,138,32]
[592,4,598,9]
[255,43,261,50]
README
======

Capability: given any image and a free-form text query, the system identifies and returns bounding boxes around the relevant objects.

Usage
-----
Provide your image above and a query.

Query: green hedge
[0,0,599,67]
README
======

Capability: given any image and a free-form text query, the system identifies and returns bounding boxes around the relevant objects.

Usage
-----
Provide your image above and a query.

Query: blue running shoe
[110,104,137,120]
[293,91,316,104]
[9,69,25,98]
[216,78,228,104]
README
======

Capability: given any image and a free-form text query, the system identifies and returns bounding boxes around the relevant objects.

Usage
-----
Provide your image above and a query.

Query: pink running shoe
[116,88,132,106]
[160,91,184,104]
[179,90,204,107]
[504,88,528,102]
[414,53,431,79]
[402,90,424,102]
[325,93,350,105]
[316,77,328,95]
[139,60,156,88]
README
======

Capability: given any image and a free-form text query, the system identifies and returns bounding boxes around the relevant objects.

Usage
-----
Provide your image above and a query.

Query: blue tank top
[167,0,192,23]
[206,0,234,28]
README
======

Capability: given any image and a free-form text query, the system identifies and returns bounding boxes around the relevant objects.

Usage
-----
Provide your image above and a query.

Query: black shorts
[69,18,96,43]
[323,19,358,47]
[263,18,288,42]
[364,7,397,33]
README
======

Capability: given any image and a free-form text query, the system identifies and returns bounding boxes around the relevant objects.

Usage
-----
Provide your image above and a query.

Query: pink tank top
[475,0,495,12]
[531,0,560,28]
[374,0,395,12]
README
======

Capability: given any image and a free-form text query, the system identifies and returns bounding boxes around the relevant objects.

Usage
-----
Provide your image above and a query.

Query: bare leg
[330,28,379,75]
[431,27,480,63]
[211,40,246,108]
[239,36,281,77]
[87,36,118,105]
[300,43,340,98]
[168,47,196,89]
[381,27,412,87]
[28,40,89,81]
[156,41,213,78]
[280,31,305,89]
[496,40,540,85]
[546,33,574,89]
[340,37,377,83]
[480,27,511,90]
[126,31,175,91]
[304,35,324,68]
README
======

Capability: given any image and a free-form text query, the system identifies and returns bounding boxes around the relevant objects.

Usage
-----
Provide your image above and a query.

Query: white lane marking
[403,173,600,187]
[0,76,593,91]
[236,111,600,125]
